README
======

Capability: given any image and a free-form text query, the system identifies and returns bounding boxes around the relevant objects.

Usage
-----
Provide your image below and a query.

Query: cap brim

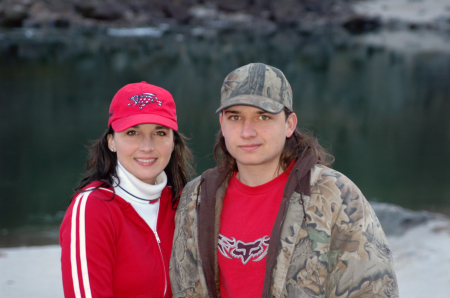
[111,114,178,132]
[215,94,285,114]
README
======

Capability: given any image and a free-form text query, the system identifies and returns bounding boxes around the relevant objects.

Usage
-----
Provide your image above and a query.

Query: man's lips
[135,158,157,165]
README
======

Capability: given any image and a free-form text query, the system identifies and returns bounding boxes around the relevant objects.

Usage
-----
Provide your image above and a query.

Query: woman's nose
[140,136,155,151]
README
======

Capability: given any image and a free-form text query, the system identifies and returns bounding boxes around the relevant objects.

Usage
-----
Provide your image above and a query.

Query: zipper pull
[153,231,161,243]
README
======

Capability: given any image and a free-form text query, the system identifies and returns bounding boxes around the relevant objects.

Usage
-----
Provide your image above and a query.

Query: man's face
[219,105,297,172]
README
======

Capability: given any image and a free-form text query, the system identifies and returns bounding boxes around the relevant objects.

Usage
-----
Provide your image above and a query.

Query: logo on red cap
[128,93,163,109]
[108,82,178,132]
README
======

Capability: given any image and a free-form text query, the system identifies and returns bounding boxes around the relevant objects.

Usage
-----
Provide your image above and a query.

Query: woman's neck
[113,162,167,203]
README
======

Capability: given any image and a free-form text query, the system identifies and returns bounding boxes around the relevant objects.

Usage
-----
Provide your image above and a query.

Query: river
[0,26,449,245]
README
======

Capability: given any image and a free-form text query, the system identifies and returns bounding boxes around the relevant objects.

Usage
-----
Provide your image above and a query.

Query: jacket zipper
[101,187,168,296]
[153,229,168,296]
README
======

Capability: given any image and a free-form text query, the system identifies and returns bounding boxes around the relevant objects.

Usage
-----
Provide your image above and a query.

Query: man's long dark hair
[214,107,334,174]
[75,126,194,209]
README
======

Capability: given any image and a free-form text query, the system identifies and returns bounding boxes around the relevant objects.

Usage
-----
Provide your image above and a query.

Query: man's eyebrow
[223,109,240,114]
[223,108,269,115]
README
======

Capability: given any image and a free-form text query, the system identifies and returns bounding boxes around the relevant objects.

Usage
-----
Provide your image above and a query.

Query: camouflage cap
[215,63,293,114]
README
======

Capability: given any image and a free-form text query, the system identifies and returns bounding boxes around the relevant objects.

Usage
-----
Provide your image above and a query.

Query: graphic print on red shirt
[218,170,289,298]
[218,234,270,265]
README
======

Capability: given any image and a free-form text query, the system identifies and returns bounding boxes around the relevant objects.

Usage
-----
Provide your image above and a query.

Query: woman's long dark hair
[214,107,334,175]
[75,126,194,209]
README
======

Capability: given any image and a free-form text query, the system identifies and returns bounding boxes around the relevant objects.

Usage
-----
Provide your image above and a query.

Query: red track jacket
[60,182,175,298]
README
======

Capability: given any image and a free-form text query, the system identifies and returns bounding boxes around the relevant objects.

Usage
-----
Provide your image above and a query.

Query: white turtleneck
[113,161,167,233]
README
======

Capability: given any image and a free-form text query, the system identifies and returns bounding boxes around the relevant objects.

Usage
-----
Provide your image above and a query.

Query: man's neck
[235,162,283,187]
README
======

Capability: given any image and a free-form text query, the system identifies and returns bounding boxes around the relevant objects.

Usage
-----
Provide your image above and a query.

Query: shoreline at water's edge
[0,202,447,248]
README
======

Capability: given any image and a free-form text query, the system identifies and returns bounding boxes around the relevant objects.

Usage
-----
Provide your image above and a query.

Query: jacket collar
[197,166,231,297]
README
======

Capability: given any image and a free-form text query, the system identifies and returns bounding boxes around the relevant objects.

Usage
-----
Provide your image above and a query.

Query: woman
[60,82,193,298]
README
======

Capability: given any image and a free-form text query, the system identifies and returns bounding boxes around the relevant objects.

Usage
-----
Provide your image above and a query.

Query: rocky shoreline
[0,0,386,34]
[2,0,450,34]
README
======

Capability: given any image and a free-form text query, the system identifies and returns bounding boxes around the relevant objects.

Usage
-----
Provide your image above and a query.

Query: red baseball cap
[108,82,178,132]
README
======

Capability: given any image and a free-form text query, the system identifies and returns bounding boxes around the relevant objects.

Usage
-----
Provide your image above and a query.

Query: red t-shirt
[218,170,289,298]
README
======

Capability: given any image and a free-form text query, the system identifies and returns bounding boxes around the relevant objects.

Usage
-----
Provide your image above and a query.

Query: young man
[170,63,398,298]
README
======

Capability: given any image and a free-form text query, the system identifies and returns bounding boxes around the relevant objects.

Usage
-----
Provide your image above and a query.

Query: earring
[110,148,115,152]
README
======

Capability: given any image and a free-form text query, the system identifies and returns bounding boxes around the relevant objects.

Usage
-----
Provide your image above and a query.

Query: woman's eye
[126,130,137,136]
[156,131,166,136]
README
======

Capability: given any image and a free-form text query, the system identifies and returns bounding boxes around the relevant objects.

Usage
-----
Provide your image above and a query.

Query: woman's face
[107,124,175,184]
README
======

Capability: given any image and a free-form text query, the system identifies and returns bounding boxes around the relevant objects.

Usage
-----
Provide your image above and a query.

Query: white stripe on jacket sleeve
[79,192,93,298]
[70,193,83,298]
[69,191,93,298]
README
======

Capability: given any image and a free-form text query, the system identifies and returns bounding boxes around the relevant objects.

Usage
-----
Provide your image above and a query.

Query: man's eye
[260,115,270,120]
[230,115,240,121]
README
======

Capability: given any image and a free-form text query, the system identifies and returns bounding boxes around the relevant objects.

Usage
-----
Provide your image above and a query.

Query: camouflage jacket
[170,153,398,298]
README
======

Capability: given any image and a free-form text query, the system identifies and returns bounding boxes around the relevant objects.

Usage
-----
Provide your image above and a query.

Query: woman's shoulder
[76,181,114,200]
[67,182,118,214]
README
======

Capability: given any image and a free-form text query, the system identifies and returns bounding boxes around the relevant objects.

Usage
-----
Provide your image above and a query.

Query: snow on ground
[0,245,63,298]
[1,218,450,297]
[386,218,450,298]
[352,0,450,24]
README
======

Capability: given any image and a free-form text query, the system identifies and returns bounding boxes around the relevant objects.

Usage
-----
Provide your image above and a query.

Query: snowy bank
[387,218,450,298]
[0,245,63,298]
[352,0,450,25]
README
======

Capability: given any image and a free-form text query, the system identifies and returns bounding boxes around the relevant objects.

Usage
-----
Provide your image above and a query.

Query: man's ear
[286,112,297,138]
[219,112,224,133]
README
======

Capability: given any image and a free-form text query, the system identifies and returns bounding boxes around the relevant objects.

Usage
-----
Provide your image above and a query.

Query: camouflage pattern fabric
[215,63,293,114]
[170,164,399,298]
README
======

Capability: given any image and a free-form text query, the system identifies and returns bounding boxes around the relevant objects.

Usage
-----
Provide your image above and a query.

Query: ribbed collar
[230,170,289,195]
[113,161,167,204]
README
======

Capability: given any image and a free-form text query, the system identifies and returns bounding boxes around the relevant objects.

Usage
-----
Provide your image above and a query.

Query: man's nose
[240,120,257,138]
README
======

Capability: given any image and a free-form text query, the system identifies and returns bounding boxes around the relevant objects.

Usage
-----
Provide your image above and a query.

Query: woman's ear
[107,134,116,152]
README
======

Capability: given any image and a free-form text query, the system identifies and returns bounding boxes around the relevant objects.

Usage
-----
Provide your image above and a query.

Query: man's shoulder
[310,164,355,187]
[178,166,224,208]
[184,175,202,191]
[183,166,222,191]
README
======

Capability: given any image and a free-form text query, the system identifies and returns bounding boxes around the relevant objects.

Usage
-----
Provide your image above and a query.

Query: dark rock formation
[74,1,126,21]
[0,3,29,27]
[0,0,380,33]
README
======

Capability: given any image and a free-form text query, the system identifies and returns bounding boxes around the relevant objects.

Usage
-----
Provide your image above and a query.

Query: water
[0,27,449,245]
